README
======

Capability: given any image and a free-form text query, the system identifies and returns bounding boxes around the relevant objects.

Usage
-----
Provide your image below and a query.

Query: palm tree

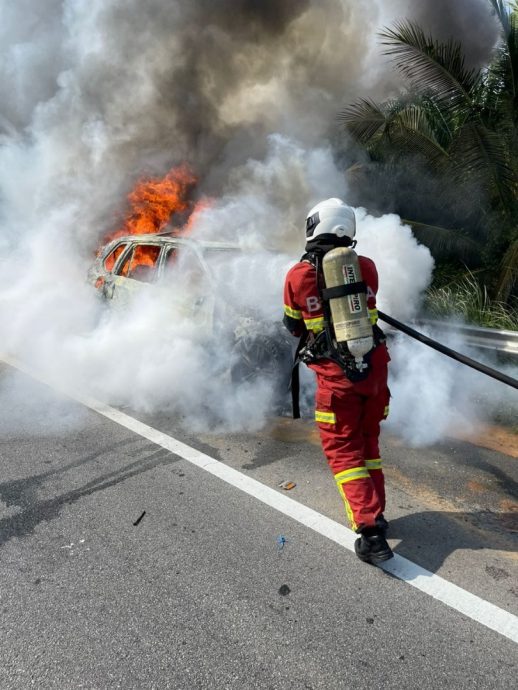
[340,0,518,304]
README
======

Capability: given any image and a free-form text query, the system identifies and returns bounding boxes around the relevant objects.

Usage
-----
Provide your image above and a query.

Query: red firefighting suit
[283,255,390,531]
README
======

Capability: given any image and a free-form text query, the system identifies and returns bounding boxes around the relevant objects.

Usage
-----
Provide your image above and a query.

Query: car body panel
[89,233,293,404]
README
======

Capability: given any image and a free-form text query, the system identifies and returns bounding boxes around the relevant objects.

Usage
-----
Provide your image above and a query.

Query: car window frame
[156,240,213,286]
[114,241,165,283]
[194,246,244,288]
[102,236,239,288]
[103,241,131,274]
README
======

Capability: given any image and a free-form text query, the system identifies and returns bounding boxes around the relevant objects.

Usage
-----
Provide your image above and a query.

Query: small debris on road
[279,480,296,490]
[276,535,288,550]
[133,511,146,526]
[278,584,291,596]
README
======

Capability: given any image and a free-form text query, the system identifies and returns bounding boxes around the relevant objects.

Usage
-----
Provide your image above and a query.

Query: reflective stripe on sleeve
[334,466,370,484]
[315,410,336,425]
[384,405,389,418]
[365,458,382,471]
[284,305,302,319]
[304,316,324,332]
[368,308,378,325]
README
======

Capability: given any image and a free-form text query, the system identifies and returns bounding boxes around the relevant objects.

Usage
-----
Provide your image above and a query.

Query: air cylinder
[322,247,373,362]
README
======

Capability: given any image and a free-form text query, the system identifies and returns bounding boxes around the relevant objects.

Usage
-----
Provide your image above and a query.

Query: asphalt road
[0,362,517,689]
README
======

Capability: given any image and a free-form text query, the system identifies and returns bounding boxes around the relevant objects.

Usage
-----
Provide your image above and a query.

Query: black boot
[354,527,393,565]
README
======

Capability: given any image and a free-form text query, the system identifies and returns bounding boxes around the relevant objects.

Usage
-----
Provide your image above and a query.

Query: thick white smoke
[355,209,518,445]
[0,0,514,442]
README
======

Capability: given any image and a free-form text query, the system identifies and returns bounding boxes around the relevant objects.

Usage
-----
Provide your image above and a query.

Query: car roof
[107,234,240,251]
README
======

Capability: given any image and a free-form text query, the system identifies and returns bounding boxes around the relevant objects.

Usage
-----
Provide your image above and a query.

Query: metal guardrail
[415,319,518,356]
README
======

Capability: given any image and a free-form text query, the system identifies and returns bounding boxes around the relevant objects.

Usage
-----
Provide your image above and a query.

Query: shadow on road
[389,508,518,575]
[0,441,178,548]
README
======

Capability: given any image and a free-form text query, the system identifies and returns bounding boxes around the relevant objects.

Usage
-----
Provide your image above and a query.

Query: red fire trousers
[313,347,390,532]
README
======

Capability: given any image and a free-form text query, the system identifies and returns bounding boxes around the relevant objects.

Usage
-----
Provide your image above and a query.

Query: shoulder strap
[300,251,317,266]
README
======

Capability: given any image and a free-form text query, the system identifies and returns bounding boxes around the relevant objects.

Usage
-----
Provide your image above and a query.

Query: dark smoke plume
[0,0,501,251]
[1,0,387,250]
[392,0,500,68]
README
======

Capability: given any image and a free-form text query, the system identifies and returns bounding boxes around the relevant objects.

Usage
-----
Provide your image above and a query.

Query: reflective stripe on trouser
[334,467,372,531]
[314,360,389,530]
[332,465,381,532]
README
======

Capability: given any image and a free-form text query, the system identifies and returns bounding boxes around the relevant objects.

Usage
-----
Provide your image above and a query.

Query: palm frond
[401,218,481,261]
[388,105,449,165]
[449,123,516,204]
[379,21,480,113]
[504,6,518,110]
[338,99,388,145]
[340,99,449,165]
[489,0,512,36]
[417,94,457,146]
[487,1,518,106]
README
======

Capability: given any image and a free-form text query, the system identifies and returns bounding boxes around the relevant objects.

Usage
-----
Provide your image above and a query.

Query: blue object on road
[277,535,288,549]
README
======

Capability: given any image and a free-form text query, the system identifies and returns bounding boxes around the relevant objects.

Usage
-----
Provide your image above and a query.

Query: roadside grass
[423,274,518,434]
[424,274,518,331]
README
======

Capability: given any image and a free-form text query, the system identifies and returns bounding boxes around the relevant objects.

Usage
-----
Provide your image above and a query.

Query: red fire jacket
[283,255,389,376]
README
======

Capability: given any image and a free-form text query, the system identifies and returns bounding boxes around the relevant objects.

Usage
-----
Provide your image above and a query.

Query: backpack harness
[290,251,386,418]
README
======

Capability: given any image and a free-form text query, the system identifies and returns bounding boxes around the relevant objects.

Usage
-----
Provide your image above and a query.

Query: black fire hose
[378,311,518,391]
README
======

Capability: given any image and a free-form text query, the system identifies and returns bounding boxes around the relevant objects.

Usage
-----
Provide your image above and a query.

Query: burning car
[88,232,294,404]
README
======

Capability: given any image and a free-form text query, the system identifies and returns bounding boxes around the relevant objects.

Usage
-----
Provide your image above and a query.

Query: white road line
[3,354,518,645]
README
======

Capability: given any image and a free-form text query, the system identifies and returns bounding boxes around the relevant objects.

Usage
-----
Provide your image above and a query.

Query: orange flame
[106,163,200,243]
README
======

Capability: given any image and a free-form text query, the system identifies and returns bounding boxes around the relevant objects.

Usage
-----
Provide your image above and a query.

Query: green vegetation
[340,0,518,326]
[424,273,518,329]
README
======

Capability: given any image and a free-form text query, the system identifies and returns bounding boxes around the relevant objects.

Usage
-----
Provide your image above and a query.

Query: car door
[108,243,162,306]
[158,244,215,338]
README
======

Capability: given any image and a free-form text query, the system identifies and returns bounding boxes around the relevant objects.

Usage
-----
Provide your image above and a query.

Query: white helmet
[305,198,356,242]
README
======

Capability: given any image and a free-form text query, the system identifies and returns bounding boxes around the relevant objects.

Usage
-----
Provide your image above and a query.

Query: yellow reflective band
[337,485,357,531]
[384,405,390,417]
[334,467,370,484]
[368,308,378,325]
[315,410,336,425]
[304,316,324,333]
[284,304,302,319]
[365,458,382,471]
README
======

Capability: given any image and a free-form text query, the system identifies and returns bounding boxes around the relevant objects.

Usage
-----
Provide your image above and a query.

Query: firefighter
[283,198,393,564]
